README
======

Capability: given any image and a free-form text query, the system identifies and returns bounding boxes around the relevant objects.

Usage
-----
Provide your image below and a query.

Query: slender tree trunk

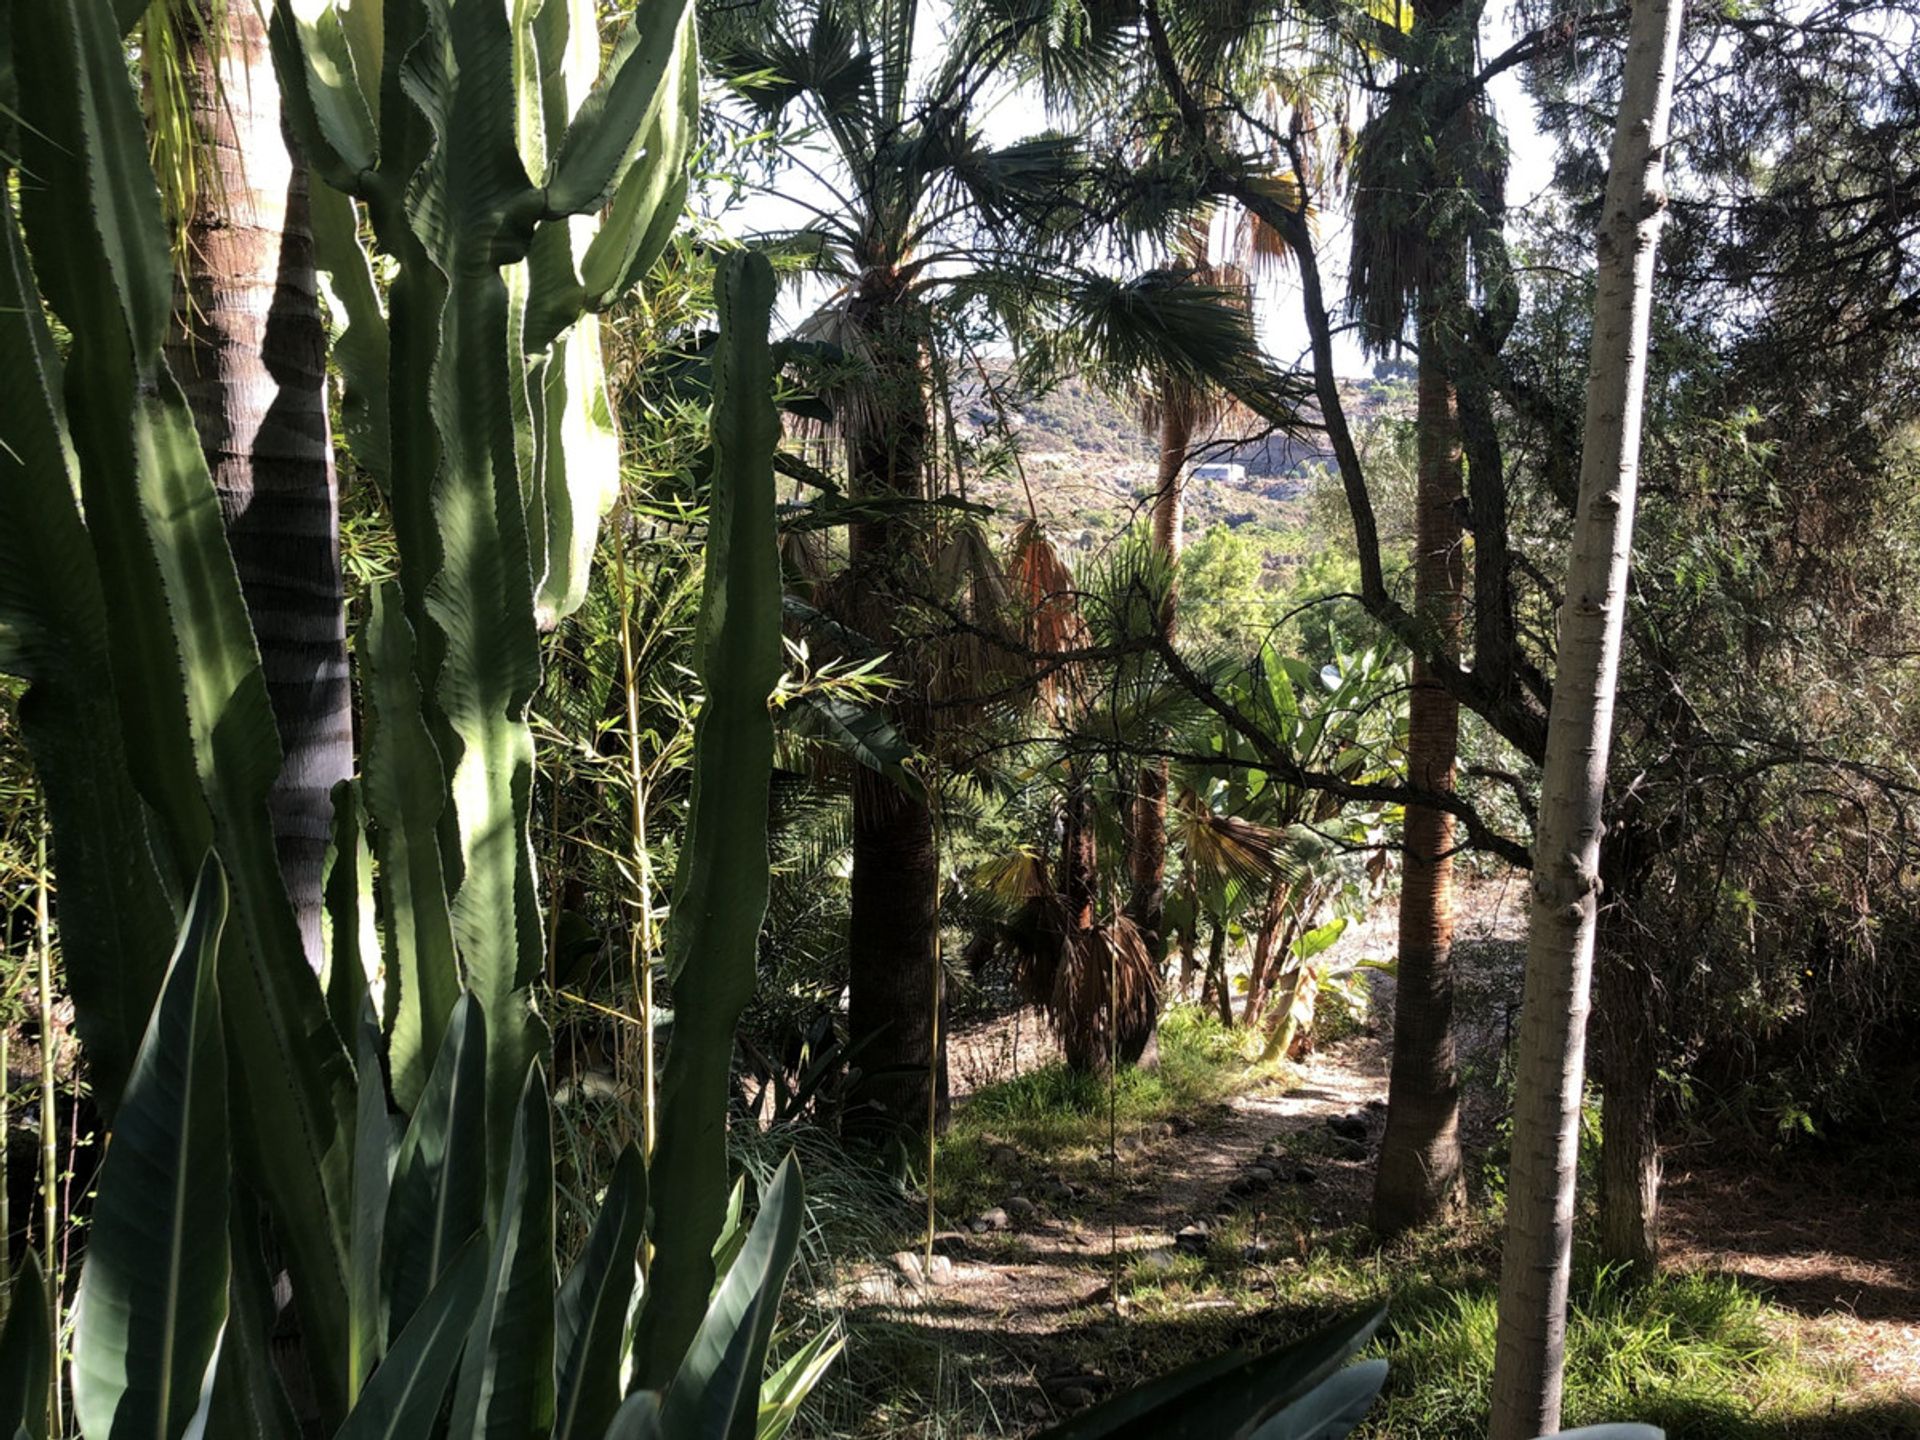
[1595,906,1661,1277]
[1200,920,1231,1025]
[1373,302,1468,1234]
[1241,876,1287,1028]
[842,277,947,1139]
[1127,405,1191,957]
[1488,0,1683,1429]
[163,0,350,971]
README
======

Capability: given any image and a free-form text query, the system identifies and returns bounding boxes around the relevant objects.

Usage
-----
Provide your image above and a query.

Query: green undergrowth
[932,1005,1284,1218]
[1119,1212,1910,1440]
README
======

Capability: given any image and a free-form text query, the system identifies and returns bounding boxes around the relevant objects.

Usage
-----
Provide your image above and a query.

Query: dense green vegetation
[0,0,1915,1434]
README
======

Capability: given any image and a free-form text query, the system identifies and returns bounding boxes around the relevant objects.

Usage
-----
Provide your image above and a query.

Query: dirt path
[835,878,1920,1431]
[842,1027,1396,1429]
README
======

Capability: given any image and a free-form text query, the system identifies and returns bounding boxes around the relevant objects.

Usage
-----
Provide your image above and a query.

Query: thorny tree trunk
[1595,905,1661,1276]
[163,0,351,971]
[1374,301,1468,1235]
[1488,0,1683,1429]
[1127,404,1191,958]
[843,274,948,1140]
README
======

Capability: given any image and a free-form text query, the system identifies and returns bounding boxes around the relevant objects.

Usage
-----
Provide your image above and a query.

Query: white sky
[719,5,1560,378]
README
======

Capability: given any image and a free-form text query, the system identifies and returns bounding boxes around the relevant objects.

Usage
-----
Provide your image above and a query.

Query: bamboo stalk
[34,821,59,1434]
[610,504,657,1165]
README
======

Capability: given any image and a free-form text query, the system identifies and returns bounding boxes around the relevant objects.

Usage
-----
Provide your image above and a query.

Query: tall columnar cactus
[0,0,791,1428]
[274,0,700,1183]
[0,0,807,1425]
[634,252,782,1394]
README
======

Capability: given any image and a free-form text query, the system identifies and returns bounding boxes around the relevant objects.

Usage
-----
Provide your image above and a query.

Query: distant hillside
[954,372,1413,548]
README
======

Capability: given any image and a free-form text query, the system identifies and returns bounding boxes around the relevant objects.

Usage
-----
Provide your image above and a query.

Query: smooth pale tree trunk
[1373,301,1468,1234]
[1488,0,1684,1429]
[1127,404,1191,957]
[163,0,351,972]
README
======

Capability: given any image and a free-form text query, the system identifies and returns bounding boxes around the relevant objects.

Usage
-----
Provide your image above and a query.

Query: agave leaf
[554,1146,648,1440]
[449,1065,557,1439]
[662,1157,806,1440]
[0,179,173,1118]
[336,1239,489,1440]
[71,859,230,1440]
[633,251,782,1384]
[0,1254,50,1440]
[1246,1359,1386,1440]
[349,1012,398,1398]
[658,1289,766,1440]
[1033,1307,1385,1439]
[210,1199,302,1440]
[382,995,488,1347]
[754,1325,844,1440]
[603,1393,665,1440]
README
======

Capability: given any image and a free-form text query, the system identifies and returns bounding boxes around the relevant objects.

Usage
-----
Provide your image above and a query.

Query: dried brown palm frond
[926,517,1024,715]
[779,527,834,609]
[1008,518,1089,713]
[1048,916,1160,1074]
[1005,892,1070,1010]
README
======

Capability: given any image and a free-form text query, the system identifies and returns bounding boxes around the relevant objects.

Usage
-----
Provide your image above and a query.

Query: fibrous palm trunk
[843,277,947,1139]
[1488,0,1683,1428]
[162,0,350,971]
[1373,300,1468,1234]
[1127,403,1191,958]
[1595,906,1660,1276]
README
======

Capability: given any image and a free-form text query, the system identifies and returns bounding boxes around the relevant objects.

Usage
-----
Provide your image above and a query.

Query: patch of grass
[1372,1262,1904,1439]
[933,1006,1280,1217]
[1120,1215,1905,1440]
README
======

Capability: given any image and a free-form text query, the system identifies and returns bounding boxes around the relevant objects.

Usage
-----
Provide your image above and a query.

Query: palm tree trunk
[1595,912,1661,1277]
[1488,0,1683,1427]
[847,768,947,1136]
[1128,404,1192,957]
[1373,302,1467,1234]
[163,0,351,971]
[842,278,947,1139]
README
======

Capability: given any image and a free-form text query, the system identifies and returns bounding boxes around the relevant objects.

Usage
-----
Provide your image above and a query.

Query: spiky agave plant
[0,0,824,1422]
